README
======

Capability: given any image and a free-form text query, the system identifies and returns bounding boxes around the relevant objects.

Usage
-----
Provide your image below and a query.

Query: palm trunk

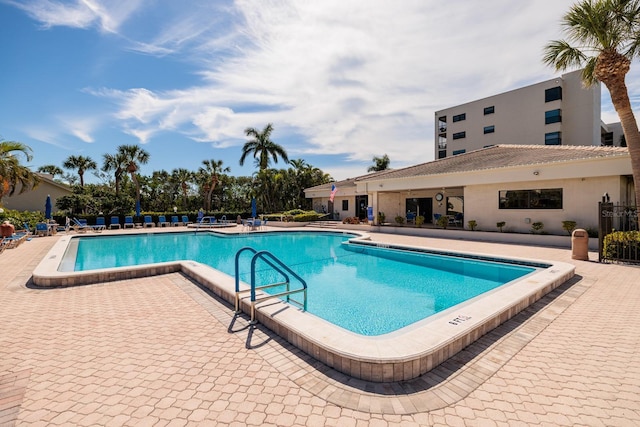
[605,79,640,213]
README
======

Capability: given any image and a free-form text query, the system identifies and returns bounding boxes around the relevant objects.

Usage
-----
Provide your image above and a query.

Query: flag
[329,184,337,203]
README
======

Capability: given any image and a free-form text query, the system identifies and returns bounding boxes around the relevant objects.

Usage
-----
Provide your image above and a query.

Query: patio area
[1,229,639,426]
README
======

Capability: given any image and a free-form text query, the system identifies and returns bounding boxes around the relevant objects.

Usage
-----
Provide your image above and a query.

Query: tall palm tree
[543,0,640,207]
[37,164,64,179]
[367,154,390,172]
[199,159,230,211]
[117,145,150,214]
[240,123,289,170]
[171,168,194,209]
[0,139,40,202]
[102,152,129,197]
[63,155,97,187]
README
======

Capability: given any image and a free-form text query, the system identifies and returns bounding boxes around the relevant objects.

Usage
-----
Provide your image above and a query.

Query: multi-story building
[434,70,624,159]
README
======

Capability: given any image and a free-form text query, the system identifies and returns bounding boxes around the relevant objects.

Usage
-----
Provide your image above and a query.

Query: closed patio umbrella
[251,198,257,218]
[45,195,52,219]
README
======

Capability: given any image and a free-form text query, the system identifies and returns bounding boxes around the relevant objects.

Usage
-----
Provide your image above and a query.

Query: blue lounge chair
[143,215,155,228]
[72,218,90,233]
[35,222,49,237]
[93,217,106,232]
[181,215,192,226]
[124,216,135,229]
[109,216,121,229]
[171,216,181,227]
[157,215,169,227]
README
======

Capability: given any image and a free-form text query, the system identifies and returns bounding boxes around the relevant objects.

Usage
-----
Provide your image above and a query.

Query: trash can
[571,228,589,260]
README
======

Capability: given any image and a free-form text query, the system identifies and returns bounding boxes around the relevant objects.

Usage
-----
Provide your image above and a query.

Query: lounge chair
[72,218,90,233]
[171,216,181,227]
[35,222,49,237]
[93,217,106,232]
[181,215,192,226]
[406,212,416,224]
[109,216,121,230]
[124,216,135,229]
[143,215,155,228]
[157,215,170,227]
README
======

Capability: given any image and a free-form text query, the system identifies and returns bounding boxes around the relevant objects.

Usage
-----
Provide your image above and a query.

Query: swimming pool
[64,231,537,336]
[33,228,575,382]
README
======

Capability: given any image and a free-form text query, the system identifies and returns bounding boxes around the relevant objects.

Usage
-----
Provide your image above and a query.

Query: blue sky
[1,0,639,184]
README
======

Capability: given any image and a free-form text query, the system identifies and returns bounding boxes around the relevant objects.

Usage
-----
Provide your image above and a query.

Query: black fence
[599,201,639,263]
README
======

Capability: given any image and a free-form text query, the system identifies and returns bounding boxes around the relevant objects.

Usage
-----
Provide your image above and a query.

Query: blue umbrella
[251,198,257,218]
[45,195,52,219]
[135,200,141,217]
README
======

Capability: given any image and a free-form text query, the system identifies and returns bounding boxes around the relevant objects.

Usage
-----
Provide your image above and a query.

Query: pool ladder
[234,247,308,324]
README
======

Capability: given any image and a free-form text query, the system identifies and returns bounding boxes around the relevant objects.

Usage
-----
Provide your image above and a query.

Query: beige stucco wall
[2,179,71,214]
[464,176,623,234]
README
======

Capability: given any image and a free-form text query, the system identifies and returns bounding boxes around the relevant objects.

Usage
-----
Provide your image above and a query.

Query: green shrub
[292,212,322,222]
[496,221,506,232]
[415,215,425,227]
[436,215,449,229]
[602,231,640,261]
[342,217,360,224]
[562,220,577,235]
[377,212,386,224]
[468,220,477,231]
[585,226,598,238]
[0,209,45,231]
[531,221,544,234]
[394,216,405,225]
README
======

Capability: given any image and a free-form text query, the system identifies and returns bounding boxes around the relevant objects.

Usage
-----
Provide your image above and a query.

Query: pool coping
[32,228,575,382]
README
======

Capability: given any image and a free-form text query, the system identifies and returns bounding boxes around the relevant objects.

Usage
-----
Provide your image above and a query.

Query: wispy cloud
[4,0,143,32]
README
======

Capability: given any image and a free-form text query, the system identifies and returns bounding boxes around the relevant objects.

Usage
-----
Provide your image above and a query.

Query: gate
[598,201,639,263]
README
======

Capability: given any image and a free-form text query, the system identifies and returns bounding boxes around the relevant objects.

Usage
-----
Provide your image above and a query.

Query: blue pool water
[69,231,538,335]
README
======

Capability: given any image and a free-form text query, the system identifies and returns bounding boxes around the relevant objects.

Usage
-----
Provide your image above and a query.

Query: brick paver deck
[1,230,639,426]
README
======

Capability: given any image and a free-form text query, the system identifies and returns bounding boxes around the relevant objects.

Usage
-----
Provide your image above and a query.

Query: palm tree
[0,139,40,202]
[63,155,97,187]
[368,154,391,172]
[543,0,640,208]
[117,145,150,214]
[240,123,289,170]
[102,152,129,197]
[171,168,194,209]
[37,164,64,179]
[199,159,230,211]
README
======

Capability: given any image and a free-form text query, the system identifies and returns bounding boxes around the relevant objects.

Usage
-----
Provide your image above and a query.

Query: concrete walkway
[1,230,639,426]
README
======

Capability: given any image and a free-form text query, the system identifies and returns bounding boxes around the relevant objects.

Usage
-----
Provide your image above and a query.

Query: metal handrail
[234,247,307,323]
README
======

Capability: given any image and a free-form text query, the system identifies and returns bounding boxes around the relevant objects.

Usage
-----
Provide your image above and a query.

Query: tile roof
[356,145,630,181]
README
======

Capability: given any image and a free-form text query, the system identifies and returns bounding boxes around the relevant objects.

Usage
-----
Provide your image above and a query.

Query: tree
[0,139,40,203]
[117,145,150,214]
[240,123,289,170]
[368,154,390,172]
[63,155,97,187]
[543,0,640,208]
[37,164,64,179]
[102,152,129,197]
[171,168,194,209]
[199,159,230,211]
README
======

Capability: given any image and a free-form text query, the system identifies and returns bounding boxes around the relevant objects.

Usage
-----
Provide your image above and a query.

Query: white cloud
[5,0,143,32]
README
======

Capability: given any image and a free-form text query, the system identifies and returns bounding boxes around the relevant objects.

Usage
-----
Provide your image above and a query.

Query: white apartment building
[434,70,624,159]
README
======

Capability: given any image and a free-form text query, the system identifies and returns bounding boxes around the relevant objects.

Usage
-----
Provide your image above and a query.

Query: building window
[483,125,495,134]
[438,150,447,159]
[452,113,466,122]
[484,106,495,115]
[499,189,563,209]
[342,200,348,211]
[453,149,466,155]
[452,131,466,140]
[545,86,562,102]
[545,131,562,145]
[545,109,562,124]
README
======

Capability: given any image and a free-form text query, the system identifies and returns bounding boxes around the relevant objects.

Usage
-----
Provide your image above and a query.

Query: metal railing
[234,247,307,323]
